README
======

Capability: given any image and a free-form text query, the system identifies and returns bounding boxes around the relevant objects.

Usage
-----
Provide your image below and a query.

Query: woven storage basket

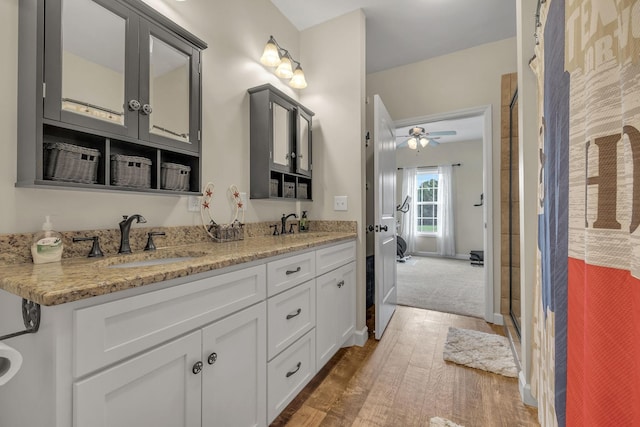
[161,162,191,191]
[44,142,101,184]
[110,154,151,188]
[207,221,244,242]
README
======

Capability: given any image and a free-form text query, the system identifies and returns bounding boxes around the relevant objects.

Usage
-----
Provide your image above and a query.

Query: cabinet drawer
[267,329,316,424]
[74,265,266,378]
[267,280,315,360]
[267,251,315,296]
[316,240,356,276]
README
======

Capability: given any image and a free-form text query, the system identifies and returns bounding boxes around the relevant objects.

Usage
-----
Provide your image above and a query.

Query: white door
[202,302,267,427]
[373,95,397,340]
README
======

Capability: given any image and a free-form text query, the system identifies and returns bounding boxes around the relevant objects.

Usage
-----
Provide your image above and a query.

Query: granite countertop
[0,232,356,306]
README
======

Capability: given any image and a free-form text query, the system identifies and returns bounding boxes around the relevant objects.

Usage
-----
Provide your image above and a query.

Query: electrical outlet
[188,196,201,212]
[334,195,348,211]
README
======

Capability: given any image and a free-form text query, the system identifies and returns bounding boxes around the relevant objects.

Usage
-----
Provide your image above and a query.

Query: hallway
[271,306,538,426]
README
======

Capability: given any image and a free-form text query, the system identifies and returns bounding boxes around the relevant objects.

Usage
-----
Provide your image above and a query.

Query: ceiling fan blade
[427,139,440,147]
[426,130,456,136]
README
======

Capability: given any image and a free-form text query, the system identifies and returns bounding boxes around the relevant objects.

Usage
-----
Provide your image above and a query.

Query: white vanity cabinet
[72,265,267,427]
[0,238,357,427]
[315,242,357,370]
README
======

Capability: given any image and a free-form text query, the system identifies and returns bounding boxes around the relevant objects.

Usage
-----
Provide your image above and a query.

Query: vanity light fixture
[260,35,307,89]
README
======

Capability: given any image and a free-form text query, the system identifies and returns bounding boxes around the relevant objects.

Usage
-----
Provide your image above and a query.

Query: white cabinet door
[315,262,356,370]
[202,302,267,427]
[74,331,202,427]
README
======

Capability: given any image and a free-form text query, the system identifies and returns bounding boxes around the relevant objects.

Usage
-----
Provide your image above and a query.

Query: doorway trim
[394,105,497,324]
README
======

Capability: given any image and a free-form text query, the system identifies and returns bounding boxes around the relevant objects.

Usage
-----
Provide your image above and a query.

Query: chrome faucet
[281,213,298,234]
[118,214,147,254]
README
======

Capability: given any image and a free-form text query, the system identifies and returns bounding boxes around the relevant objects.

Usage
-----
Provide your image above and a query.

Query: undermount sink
[97,249,208,269]
[106,256,196,269]
[280,232,330,239]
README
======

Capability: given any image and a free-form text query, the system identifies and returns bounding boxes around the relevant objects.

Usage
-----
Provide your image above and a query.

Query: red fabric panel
[566,257,640,426]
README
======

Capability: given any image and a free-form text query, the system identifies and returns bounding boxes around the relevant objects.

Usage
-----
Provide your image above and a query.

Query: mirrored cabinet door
[44,0,139,138]
[138,20,200,152]
[297,110,311,177]
[271,101,291,171]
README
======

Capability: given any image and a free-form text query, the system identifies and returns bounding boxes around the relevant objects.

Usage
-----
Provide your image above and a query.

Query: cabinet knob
[290,152,296,159]
[285,361,302,378]
[337,280,345,288]
[128,99,141,111]
[192,361,203,374]
[141,104,153,115]
[207,352,218,365]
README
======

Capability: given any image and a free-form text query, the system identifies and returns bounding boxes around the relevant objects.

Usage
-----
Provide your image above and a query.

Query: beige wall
[367,37,517,318]
[300,10,367,331]
[0,0,365,235]
[396,139,484,257]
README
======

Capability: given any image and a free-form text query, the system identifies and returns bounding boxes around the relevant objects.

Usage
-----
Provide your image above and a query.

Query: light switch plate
[188,196,201,212]
[334,195,348,211]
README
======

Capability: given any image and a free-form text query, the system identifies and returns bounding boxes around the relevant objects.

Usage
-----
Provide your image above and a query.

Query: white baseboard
[492,312,504,325]
[519,371,538,407]
[345,327,369,347]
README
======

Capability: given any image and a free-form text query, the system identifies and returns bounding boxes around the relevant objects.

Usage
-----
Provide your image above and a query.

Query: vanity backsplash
[0,220,357,265]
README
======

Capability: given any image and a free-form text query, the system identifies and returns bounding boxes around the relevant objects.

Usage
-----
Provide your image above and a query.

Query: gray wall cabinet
[248,84,314,200]
[17,0,207,194]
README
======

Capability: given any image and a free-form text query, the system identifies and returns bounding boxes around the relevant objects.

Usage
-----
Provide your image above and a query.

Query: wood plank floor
[271,306,539,427]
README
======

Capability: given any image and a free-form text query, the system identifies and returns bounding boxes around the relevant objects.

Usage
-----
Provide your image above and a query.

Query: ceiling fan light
[407,137,418,150]
[419,137,428,147]
[260,38,281,67]
[275,55,293,78]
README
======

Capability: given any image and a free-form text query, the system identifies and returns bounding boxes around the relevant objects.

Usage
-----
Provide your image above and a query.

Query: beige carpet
[443,327,518,378]
[396,256,484,318]
[430,417,464,427]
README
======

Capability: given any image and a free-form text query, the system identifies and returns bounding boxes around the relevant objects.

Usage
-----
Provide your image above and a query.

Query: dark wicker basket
[161,162,191,191]
[110,154,151,188]
[44,142,101,184]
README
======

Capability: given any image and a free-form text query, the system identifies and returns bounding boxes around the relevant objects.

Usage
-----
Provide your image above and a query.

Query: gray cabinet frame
[248,84,314,200]
[17,0,206,194]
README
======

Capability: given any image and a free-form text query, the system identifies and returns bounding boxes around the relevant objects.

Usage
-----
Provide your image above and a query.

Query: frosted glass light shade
[407,137,418,150]
[260,40,281,67]
[275,55,293,78]
[419,137,428,147]
[289,66,307,89]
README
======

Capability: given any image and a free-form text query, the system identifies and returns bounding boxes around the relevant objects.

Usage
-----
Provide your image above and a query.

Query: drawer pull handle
[337,280,345,288]
[207,352,218,365]
[192,361,203,375]
[286,362,302,378]
[286,308,302,320]
[286,266,301,275]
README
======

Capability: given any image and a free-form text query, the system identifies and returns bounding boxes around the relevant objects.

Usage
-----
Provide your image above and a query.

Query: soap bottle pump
[31,216,64,264]
[299,211,308,232]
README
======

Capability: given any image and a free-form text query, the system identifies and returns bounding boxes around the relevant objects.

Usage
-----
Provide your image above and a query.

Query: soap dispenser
[31,216,63,264]
[299,211,309,232]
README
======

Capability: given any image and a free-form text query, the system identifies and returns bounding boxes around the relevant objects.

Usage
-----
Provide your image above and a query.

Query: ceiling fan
[396,126,456,149]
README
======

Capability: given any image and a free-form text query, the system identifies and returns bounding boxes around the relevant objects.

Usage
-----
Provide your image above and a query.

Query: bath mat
[443,327,518,378]
[430,417,464,427]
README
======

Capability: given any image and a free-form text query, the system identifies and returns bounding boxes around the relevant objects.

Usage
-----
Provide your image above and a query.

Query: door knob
[380,225,388,232]
[367,225,374,232]
[141,104,153,115]
[192,361,203,374]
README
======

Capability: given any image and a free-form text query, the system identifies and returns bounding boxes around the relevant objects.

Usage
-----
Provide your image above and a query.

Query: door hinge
[42,82,46,98]
[198,130,201,141]
[198,61,202,74]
